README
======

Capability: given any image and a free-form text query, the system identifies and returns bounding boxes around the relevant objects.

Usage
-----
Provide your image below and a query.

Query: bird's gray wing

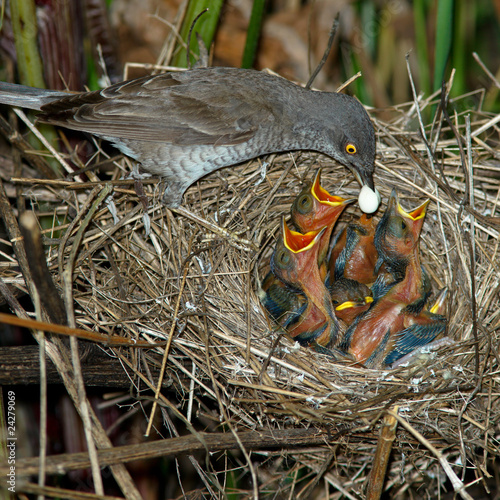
[38,69,282,145]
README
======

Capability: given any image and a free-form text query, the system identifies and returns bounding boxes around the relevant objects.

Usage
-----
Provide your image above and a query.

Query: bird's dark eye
[296,193,313,215]
[401,220,406,230]
[346,143,357,155]
[332,299,339,305]
[275,248,291,268]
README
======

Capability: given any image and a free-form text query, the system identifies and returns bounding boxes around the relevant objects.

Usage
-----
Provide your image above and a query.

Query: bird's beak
[311,169,356,207]
[352,167,375,192]
[397,198,431,221]
[429,288,448,315]
[335,295,373,312]
[353,168,380,214]
[388,189,430,240]
[282,219,326,253]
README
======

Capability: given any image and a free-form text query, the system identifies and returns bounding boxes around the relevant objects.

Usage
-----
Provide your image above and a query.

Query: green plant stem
[172,0,225,68]
[9,0,45,88]
[10,0,62,175]
[241,0,266,68]
[434,0,454,92]
[451,0,469,98]
[413,0,431,98]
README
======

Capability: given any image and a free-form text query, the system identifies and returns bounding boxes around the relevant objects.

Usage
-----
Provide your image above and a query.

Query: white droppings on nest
[255,161,268,186]
[377,371,396,382]
[305,396,324,409]
[194,255,211,274]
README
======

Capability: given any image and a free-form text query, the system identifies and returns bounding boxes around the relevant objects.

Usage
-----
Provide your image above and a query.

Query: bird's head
[312,92,380,213]
[291,169,355,232]
[270,219,326,288]
[375,189,430,271]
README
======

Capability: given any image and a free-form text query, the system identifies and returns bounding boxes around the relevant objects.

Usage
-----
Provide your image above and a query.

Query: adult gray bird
[0,67,380,211]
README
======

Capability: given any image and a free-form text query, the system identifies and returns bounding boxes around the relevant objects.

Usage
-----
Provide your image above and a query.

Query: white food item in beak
[358,185,381,213]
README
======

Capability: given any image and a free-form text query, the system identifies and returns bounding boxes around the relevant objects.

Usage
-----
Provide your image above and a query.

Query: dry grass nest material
[3,89,500,494]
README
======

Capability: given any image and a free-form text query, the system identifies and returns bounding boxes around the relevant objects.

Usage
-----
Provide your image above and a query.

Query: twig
[389,410,474,500]
[366,406,399,499]
[186,8,209,68]
[465,115,479,373]
[337,71,362,93]
[306,13,340,90]
[33,292,47,500]
[471,114,500,138]
[17,483,124,500]
[472,52,500,89]
[0,313,164,348]
[3,428,330,477]
[0,115,57,179]
[61,186,115,496]
[405,53,436,171]
[172,205,257,251]
[12,108,74,175]
[144,241,191,437]
[18,212,66,324]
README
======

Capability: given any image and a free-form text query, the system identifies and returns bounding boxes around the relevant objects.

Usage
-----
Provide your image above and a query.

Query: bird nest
[2,88,500,498]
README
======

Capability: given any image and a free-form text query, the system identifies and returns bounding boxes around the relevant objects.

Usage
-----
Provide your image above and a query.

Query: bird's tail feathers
[0,82,69,110]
